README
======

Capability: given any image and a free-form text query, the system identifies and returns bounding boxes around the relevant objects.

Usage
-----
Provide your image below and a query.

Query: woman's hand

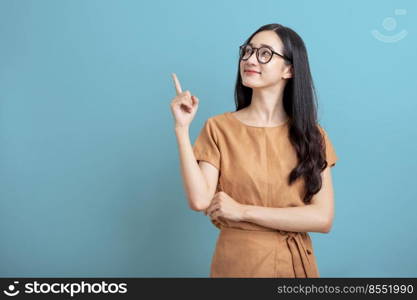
[170,73,199,129]
[204,191,246,222]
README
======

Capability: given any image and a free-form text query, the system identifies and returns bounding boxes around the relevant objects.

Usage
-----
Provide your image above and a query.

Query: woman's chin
[242,81,263,89]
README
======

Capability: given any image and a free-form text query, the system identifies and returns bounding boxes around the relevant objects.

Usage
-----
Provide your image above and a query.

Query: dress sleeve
[192,118,221,170]
[318,126,338,168]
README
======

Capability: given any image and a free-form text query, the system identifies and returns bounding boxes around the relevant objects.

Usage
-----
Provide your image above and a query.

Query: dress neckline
[226,111,289,129]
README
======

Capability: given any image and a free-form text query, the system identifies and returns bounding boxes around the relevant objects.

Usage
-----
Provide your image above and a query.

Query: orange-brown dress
[192,111,339,278]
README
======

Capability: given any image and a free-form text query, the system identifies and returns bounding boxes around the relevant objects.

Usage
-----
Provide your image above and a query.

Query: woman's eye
[260,49,271,57]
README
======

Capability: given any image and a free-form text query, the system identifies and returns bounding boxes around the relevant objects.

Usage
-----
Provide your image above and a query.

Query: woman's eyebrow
[248,42,274,50]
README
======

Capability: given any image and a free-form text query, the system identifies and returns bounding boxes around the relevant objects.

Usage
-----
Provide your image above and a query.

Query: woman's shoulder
[316,123,331,138]
[206,111,231,127]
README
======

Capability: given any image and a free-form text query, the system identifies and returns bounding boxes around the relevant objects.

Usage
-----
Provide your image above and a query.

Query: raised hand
[170,73,199,129]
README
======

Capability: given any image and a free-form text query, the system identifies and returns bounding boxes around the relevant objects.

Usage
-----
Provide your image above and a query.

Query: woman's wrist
[175,125,189,134]
[239,204,251,222]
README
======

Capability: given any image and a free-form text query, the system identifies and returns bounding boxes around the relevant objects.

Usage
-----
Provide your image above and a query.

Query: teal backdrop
[0,0,416,277]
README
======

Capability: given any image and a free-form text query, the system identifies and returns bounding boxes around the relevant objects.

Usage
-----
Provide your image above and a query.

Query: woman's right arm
[175,127,219,211]
[170,73,219,211]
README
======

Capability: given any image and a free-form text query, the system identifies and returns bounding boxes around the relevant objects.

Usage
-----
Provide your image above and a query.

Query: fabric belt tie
[279,230,315,278]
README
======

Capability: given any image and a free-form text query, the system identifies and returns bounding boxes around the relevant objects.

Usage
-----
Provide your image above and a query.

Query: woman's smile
[244,70,260,75]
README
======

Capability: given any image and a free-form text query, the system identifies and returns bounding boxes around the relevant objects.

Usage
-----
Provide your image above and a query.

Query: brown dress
[192,111,339,278]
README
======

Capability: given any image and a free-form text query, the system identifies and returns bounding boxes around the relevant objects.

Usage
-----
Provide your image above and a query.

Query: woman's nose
[247,51,259,64]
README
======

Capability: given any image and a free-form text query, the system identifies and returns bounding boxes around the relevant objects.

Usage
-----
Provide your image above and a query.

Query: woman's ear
[283,65,293,79]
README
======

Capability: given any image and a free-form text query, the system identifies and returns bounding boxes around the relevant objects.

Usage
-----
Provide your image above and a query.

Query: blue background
[0,0,416,277]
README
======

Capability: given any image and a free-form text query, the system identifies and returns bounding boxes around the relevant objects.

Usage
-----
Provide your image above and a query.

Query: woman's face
[240,30,292,89]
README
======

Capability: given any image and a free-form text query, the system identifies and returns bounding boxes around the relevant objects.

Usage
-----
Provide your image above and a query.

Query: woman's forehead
[250,31,283,51]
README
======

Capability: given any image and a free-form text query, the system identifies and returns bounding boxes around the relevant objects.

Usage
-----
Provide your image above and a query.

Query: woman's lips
[244,70,260,74]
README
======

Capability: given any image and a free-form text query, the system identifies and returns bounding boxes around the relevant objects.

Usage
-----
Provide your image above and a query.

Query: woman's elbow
[190,203,205,212]
[320,215,333,233]
[188,198,209,212]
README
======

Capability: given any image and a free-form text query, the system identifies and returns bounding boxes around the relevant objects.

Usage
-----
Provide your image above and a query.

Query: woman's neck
[242,87,288,125]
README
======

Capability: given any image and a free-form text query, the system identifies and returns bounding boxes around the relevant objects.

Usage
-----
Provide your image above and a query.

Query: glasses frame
[239,44,292,64]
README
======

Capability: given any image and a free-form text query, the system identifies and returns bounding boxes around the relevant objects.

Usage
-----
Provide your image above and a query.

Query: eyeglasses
[239,44,291,64]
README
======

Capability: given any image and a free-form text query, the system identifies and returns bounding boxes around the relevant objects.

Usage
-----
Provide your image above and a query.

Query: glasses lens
[258,47,272,63]
[240,45,252,60]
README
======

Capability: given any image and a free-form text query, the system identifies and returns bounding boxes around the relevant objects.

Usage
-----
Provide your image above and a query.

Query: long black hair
[234,23,329,204]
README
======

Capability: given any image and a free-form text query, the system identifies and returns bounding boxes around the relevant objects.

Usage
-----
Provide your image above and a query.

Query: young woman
[170,23,338,278]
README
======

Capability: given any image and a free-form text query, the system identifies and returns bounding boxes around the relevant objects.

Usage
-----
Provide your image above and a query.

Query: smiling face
[240,30,293,89]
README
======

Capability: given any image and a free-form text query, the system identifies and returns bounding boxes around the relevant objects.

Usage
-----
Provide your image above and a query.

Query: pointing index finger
[171,73,183,96]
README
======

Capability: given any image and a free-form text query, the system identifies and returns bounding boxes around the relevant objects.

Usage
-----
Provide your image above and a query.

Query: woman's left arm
[206,167,335,233]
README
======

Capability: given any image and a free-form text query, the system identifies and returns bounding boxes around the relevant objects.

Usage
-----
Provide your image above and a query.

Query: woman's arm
[241,167,335,233]
[170,73,217,211]
[175,126,213,211]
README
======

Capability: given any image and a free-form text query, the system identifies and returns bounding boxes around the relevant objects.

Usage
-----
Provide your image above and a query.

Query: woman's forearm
[175,126,210,211]
[241,204,331,233]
